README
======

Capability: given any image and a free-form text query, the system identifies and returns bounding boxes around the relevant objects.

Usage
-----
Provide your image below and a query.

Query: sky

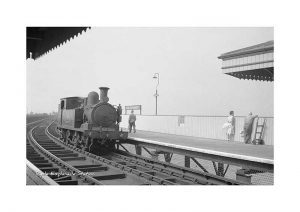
[27,27,274,116]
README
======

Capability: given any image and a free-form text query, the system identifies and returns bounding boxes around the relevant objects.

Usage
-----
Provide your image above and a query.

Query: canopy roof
[26,27,90,60]
[218,41,274,82]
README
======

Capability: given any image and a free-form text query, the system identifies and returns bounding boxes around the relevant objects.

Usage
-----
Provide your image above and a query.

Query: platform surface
[127,130,274,162]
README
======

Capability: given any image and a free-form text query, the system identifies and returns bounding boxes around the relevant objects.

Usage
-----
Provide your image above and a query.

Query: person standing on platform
[243,112,258,144]
[225,110,235,142]
[128,110,136,133]
[116,104,122,122]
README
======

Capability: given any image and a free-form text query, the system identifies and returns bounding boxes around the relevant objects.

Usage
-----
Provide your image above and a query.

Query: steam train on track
[57,87,128,154]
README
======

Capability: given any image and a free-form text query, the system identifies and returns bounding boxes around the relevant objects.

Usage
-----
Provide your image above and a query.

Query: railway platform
[127,130,273,161]
[121,130,273,184]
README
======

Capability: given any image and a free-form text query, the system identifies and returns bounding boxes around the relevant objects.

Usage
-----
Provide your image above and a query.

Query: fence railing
[120,115,274,145]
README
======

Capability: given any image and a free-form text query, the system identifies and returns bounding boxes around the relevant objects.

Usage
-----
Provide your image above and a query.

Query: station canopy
[218,41,274,82]
[27,27,90,60]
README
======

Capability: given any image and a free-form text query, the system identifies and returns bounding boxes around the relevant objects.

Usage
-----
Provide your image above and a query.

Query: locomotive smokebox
[99,87,109,103]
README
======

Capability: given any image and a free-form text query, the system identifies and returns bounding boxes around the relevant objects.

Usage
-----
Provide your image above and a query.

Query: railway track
[27,122,151,185]
[27,120,245,185]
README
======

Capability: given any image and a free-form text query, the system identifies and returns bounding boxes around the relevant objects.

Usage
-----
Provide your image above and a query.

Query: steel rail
[28,125,103,185]
[46,123,176,185]
[47,122,244,185]
[27,120,60,185]
[111,150,244,185]
[26,160,58,185]
[26,118,49,126]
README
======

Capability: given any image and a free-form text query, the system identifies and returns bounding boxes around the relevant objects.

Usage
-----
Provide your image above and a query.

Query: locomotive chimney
[99,87,109,103]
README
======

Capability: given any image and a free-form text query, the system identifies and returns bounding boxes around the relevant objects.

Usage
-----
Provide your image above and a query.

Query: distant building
[218,41,274,82]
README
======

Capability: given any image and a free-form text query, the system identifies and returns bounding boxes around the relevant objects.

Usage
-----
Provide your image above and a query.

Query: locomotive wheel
[65,130,69,144]
[74,133,82,148]
[84,137,91,151]
[61,129,67,143]
[89,139,103,155]
[66,130,72,144]
[78,136,86,149]
[71,132,80,146]
[57,127,63,139]
[89,139,95,153]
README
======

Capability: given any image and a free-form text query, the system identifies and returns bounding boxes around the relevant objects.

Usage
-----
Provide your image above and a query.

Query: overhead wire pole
[153,73,160,115]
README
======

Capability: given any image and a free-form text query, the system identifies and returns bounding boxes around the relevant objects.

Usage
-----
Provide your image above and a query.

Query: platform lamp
[153,73,160,115]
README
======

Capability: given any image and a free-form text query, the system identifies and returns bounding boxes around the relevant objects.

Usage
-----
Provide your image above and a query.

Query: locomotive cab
[58,97,84,128]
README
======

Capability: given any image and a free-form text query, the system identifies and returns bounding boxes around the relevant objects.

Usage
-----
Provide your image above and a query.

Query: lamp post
[153,73,159,115]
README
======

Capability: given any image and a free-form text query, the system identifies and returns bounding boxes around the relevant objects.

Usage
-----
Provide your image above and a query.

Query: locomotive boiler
[57,87,128,154]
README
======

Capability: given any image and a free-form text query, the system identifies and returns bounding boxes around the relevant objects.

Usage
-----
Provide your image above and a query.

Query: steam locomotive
[57,87,128,154]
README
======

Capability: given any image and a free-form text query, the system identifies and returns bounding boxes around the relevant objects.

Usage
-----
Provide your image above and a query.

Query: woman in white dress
[223,111,235,142]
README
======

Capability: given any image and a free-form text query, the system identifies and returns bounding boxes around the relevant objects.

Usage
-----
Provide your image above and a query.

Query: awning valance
[218,41,274,82]
[26,27,90,60]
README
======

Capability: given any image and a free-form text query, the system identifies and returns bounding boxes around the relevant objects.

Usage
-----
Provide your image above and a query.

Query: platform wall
[120,115,274,145]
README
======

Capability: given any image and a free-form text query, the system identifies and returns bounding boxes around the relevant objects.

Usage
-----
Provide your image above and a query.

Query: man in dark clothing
[243,112,258,144]
[116,104,122,125]
[128,110,136,133]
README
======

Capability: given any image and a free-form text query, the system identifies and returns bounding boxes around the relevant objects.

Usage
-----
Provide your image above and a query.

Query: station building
[218,40,274,82]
